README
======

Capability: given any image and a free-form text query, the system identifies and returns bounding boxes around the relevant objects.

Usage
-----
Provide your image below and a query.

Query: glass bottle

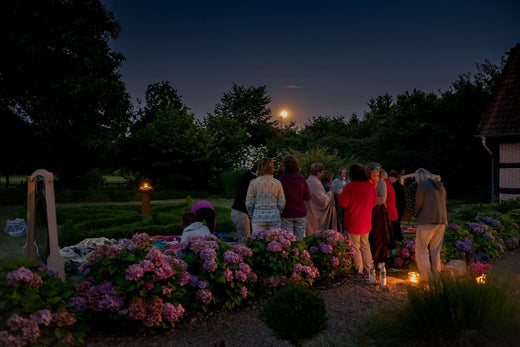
[369,261,375,283]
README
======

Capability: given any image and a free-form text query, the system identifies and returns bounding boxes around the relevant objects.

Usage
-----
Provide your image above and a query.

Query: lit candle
[476,274,486,284]
[408,271,420,284]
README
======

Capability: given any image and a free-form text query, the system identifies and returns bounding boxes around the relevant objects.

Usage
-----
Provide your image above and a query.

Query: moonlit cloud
[284,85,302,89]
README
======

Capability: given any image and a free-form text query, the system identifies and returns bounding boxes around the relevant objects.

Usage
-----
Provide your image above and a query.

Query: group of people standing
[231,156,447,282]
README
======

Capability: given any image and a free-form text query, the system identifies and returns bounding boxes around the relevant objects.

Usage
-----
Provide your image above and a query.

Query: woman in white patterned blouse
[246,157,286,233]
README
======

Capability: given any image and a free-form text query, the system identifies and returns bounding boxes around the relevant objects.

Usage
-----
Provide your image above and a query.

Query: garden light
[139,181,153,191]
[408,271,420,284]
[476,274,486,284]
[138,178,153,216]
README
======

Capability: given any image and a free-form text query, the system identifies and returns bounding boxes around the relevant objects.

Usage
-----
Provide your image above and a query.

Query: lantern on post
[139,178,153,216]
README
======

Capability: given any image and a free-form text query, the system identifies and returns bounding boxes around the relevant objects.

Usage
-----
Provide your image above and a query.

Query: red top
[384,179,398,221]
[279,172,311,218]
[338,181,377,234]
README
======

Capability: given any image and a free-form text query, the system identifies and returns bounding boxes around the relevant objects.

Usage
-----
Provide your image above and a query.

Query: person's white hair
[414,168,431,183]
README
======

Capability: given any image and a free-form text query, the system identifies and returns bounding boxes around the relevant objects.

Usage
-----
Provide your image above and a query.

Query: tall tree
[202,112,247,176]
[134,106,207,189]
[133,81,185,130]
[298,116,351,153]
[123,81,211,189]
[1,0,131,185]
[214,83,274,146]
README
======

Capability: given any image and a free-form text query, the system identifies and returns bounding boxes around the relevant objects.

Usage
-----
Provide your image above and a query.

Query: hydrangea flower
[202,260,218,272]
[330,256,340,266]
[506,237,519,248]
[266,240,283,252]
[448,223,459,231]
[455,238,472,252]
[197,289,213,304]
[125,264,145,281]
[319,243,333,254]
[163,303,185,322]
[200,248,217,261]
[223,250,240,263]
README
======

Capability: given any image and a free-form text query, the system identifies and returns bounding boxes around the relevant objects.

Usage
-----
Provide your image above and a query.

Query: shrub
[393,239,417,269]
[220,169,247,198]
[244,229,319,293]
[260,285,327,346]
[56,202,222,246]
[357,274,520,346]
[0,259,86,346]
[282,147,350,177]
[176,234,257,311]
[441,223,473,263]
[304,229,355,281]
[73,233,188,331]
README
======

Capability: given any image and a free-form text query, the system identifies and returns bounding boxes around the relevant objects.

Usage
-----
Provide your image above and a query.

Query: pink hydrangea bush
[0,261,85,346]
[393,239,416,269]
[244,228,319,293]
[304,230,355,281]
[73,233,188,330]
[177,234,257,311]
[471,262,492,277]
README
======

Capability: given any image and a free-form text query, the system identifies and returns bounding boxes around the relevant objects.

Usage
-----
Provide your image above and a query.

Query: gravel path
[85,274,410,347]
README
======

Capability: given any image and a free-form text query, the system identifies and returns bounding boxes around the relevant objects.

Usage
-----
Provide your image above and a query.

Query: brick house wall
[499,142,520,201]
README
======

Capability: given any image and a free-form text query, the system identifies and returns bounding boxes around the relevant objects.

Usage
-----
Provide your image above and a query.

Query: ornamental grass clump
[176,234,257,311]
[259,285,327,346]
[73,233,188,331]
[244,228,319,294]
[0,260,86,346]
[304,229,355,281]
[357,274,520,346]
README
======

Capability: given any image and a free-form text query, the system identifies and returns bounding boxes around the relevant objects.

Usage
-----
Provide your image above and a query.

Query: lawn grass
[103,175,127,182]
[0,205,27,262]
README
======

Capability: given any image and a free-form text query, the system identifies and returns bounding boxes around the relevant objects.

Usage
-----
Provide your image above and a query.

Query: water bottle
[369,261,375,283]
[379,262,387,287]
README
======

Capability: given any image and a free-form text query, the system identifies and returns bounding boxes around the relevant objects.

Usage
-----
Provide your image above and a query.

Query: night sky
[102,0,520,127]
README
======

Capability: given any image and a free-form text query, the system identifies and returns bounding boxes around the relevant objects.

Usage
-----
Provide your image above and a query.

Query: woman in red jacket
[338,163,377,276]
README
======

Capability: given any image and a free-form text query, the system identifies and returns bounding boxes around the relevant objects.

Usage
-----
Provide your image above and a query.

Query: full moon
[281,110,288,118]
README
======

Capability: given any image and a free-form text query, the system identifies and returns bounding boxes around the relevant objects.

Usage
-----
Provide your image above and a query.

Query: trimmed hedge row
[57,202,234,246]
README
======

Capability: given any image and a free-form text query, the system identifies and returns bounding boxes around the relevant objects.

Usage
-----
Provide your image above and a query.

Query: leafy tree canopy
[214,83,273,146]
[1,0,131,185]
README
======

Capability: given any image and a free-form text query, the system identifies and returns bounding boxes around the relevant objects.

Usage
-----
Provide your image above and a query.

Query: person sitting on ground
[191,200,216,233]
[180,212,211,243]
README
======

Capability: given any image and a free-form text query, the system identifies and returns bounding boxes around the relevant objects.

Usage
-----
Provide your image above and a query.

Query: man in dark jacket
[230,165,257,241]
[414,168,447,281]
[388,170,405,242]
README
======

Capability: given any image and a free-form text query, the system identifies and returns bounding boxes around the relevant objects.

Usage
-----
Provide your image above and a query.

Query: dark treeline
[0,0,506,200]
